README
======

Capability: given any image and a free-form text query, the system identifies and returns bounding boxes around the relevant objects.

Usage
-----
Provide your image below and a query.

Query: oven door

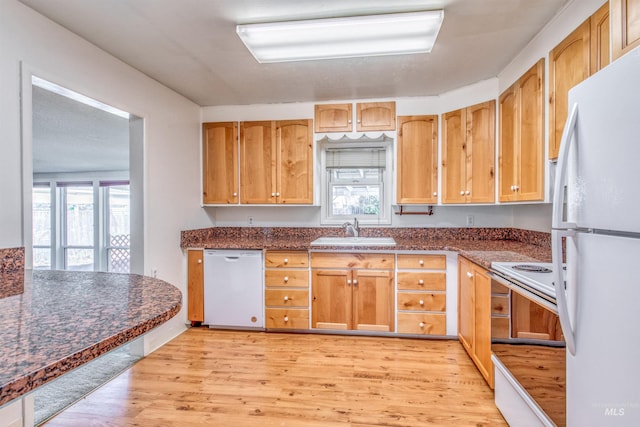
[490,273,566,427]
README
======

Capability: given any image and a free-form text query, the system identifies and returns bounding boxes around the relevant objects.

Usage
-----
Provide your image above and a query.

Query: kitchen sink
[310,237,397,247]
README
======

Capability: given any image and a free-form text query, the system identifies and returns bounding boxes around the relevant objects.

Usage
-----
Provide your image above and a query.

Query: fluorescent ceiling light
[236,10,444,63]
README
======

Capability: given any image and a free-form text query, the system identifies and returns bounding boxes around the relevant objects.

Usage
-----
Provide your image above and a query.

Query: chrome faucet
[343,217,359,238]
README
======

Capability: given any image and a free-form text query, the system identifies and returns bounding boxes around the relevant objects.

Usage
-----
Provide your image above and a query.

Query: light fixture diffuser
[236,10,444,63]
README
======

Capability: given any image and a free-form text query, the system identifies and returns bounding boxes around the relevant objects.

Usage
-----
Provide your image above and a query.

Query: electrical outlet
[248,216,254,226]
[466,215,474,226]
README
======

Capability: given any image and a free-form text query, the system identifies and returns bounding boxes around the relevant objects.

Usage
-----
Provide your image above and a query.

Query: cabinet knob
[514,185,519,191]
[466,190,470,196]
[466,271,474,279]
[283,276,289,282]
[353,279,358,285]
[433,192,437,197]
[197,259,202,264]
[276,192,280,197]
[419,300,424,306]
[283,258,289,264]
[419,322,425,328]
[271,192,276,197]
[347,279,352,285]
[348,119,352,124]
[419,259,424,266]
[283,296,289,302]
[460,190,465,196]
[418,279,424,285]
[510,185,515,191]
[284,316,289,323]
[233,192,238,197]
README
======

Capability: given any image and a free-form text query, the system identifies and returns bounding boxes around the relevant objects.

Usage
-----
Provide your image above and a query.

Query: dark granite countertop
[0,270,182,406]
[180,227,552,269]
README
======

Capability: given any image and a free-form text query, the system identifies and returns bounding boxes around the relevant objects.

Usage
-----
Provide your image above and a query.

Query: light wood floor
[45,328,507,426]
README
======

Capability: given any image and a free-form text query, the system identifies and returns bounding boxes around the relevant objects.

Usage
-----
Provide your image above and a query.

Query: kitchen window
[319,136,392,225]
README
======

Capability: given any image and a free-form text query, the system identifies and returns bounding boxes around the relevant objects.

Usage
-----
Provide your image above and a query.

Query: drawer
[265,251,309,268]
[265,289,309,307]
[397,312,446,335]
[491,281,510,294]
[265,308,309,329]
[265,269,309,287]
[397,272,446,290]
[310,252,395,269]
[492,316,510,339]
[491,295,509,315]
[397,292,446,312]
[397,254,446,270]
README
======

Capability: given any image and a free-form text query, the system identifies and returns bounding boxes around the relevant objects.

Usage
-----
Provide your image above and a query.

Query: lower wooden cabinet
[187,249,204,324]
[311,253,395,332]
[458,256,493,387]
[264,250,310,330]
[396,254,447,335]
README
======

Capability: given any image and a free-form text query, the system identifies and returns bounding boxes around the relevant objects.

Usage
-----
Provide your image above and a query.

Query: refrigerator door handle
[552,102,579,230]
[552,229,577,355]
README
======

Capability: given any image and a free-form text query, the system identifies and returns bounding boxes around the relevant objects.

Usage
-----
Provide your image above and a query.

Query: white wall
[0,0,211,346]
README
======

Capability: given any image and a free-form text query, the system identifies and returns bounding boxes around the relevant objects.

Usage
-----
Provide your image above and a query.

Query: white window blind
[325,148,386,168]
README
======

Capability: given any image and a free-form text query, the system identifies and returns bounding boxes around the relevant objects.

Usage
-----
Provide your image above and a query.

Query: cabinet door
[396,115,438,204]
[356,102,396,131]
[187,249,204,323]
[441,108,467,204]
[458,258,475,353]
[352,270,394,332]
[315,104,352,132]
[591,2,611,74]
[517,59,545,201]
[276,119,313,204]
[240,121,276,204]
[612,0,640,61]
[466,100,495,203]
[498,84,518,202]
[548,19,590,159]
[202,122,238,204]
[311,269,351,330]
[473,264,493,388]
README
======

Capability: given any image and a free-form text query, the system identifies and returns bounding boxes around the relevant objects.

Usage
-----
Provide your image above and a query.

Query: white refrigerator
[553,46,640,426]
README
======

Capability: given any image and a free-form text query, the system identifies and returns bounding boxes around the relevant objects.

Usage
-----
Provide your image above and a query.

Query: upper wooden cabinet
[591,2,611,73]
[442,100,496,204]
[240,119,313,204]
[314,101,396,132]
[549,18,591,160]
[202,122,238,204]
[498,59,545,202]
[314,104,352,133]
[356,102,396,131]
[396,115,438,204]
[612,0,640,61]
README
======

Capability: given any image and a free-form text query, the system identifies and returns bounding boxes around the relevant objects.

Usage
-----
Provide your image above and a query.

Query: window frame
[319,137,393,225]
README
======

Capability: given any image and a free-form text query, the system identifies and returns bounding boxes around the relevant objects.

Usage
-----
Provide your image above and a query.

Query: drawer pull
[419,322,425,328]
[466,271,474,279]
[418,279,424,285]
[419,259,424,266]
[284,316,289,323]
[283,276,289,282]
[419,300,424,306]
[283,258,289,264]
[283,296,289,302]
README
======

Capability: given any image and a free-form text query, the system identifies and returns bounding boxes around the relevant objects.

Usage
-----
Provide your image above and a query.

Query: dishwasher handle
[224,256,240,262]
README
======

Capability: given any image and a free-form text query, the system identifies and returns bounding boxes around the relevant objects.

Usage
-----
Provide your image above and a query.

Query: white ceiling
[19,0,569,107]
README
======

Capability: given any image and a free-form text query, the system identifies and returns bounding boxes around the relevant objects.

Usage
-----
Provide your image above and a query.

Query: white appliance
[203,249,264,329]
[552,46,640,426]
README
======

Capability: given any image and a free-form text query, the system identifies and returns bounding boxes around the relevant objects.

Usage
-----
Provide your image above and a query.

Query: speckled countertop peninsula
[181,227,552,268]
[0,270,182,406]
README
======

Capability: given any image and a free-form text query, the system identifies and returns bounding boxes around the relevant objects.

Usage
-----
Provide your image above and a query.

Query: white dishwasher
[203,249,264,329]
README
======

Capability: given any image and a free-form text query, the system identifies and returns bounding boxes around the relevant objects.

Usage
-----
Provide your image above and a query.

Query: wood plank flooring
[45,328,507,426]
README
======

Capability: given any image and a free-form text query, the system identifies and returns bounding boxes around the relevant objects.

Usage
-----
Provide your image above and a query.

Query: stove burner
[512,264,552,273]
